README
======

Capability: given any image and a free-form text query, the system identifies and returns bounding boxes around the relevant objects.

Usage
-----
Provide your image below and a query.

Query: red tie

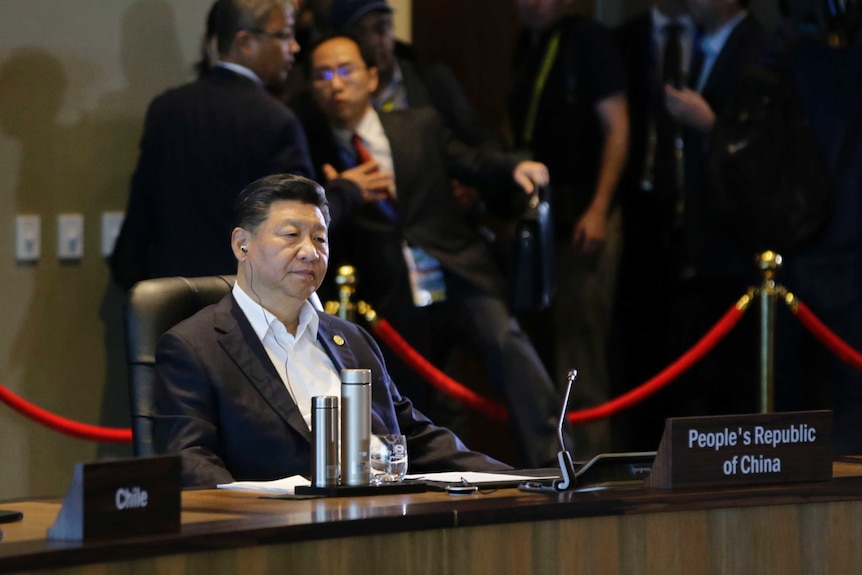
[352,133,374,165]
[352,133,395,203]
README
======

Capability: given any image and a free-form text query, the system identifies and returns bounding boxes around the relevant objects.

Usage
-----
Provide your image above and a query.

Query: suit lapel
[316,312,359,372]
[700,15,752,100]
[215,295,311,442]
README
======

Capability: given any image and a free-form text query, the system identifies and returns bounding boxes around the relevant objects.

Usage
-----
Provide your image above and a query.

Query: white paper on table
[404,471,557,485]
[217,475,310,494]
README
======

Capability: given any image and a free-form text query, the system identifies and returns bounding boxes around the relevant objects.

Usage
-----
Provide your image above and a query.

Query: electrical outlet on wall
[15,215,41,262]
[57,214,85,260]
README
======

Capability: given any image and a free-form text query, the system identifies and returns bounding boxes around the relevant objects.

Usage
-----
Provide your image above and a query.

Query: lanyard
[522,29,562,146]
[380,96,395,112]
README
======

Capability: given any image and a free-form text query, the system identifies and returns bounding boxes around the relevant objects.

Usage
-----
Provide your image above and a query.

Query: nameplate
[644,410,832,490]
[47,455,181,541]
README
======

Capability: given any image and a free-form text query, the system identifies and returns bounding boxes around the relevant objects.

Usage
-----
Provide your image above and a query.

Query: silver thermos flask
[311,396,339,487]
[340,368,371,486]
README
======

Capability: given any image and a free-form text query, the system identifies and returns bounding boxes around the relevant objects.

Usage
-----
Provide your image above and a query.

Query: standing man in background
[660,0,768,422]
[614,0,696,449]
[509,0,629,458]
[111,0,330,289]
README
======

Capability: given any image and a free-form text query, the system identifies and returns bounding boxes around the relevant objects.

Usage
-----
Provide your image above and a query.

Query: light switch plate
[15,215,41,262]
[57,213,84,260]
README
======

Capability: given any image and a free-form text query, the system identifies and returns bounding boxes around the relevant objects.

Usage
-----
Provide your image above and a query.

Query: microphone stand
[553,369,578,491]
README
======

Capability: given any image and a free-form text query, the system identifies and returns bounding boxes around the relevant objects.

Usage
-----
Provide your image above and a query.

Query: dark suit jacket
[305,108,518,307]
[683,13,769,277]
[110,66,315,289]
[153,293,508,487]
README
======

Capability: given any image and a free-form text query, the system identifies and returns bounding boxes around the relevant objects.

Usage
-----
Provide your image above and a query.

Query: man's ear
[231,227,251,259]
[231,30,257,61]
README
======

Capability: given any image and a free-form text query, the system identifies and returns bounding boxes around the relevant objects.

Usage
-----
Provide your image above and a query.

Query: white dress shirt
[232,282,342,429]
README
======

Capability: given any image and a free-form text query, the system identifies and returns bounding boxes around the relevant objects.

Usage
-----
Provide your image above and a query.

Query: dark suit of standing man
[111,0,354,289]
[662,0,769,420]
[153,174,510,487]
[302,34,568,468]
[614,0,695,450]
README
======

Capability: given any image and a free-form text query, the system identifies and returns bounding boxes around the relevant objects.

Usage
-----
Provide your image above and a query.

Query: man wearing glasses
[112,0,358,289]
[301,34,571,469]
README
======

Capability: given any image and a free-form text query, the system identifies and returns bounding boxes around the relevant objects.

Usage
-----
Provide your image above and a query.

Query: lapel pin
[332,335,345,346]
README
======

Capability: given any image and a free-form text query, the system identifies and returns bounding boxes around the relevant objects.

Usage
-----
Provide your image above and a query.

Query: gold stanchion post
[756,251,782,413]
[325,265,357,322]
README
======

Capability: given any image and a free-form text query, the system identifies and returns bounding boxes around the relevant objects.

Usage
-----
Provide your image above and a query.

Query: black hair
[233,173,331,230]
[309,30,378,68]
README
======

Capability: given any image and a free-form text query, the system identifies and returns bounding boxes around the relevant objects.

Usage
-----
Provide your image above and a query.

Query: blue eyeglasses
[311,64,363,83]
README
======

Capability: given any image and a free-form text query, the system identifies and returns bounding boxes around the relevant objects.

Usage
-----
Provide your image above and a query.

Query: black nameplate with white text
[645,411,832,490]
[48,455,181,541]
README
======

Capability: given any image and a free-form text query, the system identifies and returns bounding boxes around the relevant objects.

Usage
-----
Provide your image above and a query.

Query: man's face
[246,5,300,87]
[242,200,329,305]
[349,10,395,79]
[310,37,378,130]
[515,0,571,30]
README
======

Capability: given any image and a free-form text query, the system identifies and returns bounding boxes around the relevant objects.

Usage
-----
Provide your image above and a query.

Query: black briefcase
[510,187,554,312]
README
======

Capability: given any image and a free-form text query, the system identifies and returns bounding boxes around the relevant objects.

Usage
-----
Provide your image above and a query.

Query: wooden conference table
[2,461,862,575]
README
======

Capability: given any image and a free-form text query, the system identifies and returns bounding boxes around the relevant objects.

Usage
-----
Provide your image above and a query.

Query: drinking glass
[370,434,408,484]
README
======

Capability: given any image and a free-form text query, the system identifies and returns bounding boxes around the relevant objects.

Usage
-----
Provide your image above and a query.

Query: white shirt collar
[232,282,320,343]
[333,106,385,149]
[214,61,264,87]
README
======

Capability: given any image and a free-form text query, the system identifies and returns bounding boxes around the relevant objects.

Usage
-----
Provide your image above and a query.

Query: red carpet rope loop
[372,319,510,420]
[0,383,132,443]
[370,295,750,425]
[791,300,862,371]
[567,301,747,425]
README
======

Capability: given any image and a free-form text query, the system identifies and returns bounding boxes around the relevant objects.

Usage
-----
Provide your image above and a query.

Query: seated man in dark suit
[302,34,570,468]
[153,173,509,487]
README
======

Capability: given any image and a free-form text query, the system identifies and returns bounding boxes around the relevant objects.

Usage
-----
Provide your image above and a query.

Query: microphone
[552,369,578,491]
[520,369,578,493]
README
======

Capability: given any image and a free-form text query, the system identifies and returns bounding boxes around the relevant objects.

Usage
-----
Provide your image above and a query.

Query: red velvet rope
[567,302,746,425]
[373,319,510,420]
[792,301,862,371]
[0,383,132,443]
[371,301,748,425]
[0,298,749,441]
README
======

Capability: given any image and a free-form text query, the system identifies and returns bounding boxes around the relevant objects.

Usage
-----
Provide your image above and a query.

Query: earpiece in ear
[241,245,248,253]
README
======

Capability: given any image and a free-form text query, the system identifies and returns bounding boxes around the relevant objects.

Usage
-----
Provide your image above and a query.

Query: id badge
[402,243,446,307]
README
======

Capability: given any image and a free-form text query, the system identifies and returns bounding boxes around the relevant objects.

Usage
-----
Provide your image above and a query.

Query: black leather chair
[124,275,234,456]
